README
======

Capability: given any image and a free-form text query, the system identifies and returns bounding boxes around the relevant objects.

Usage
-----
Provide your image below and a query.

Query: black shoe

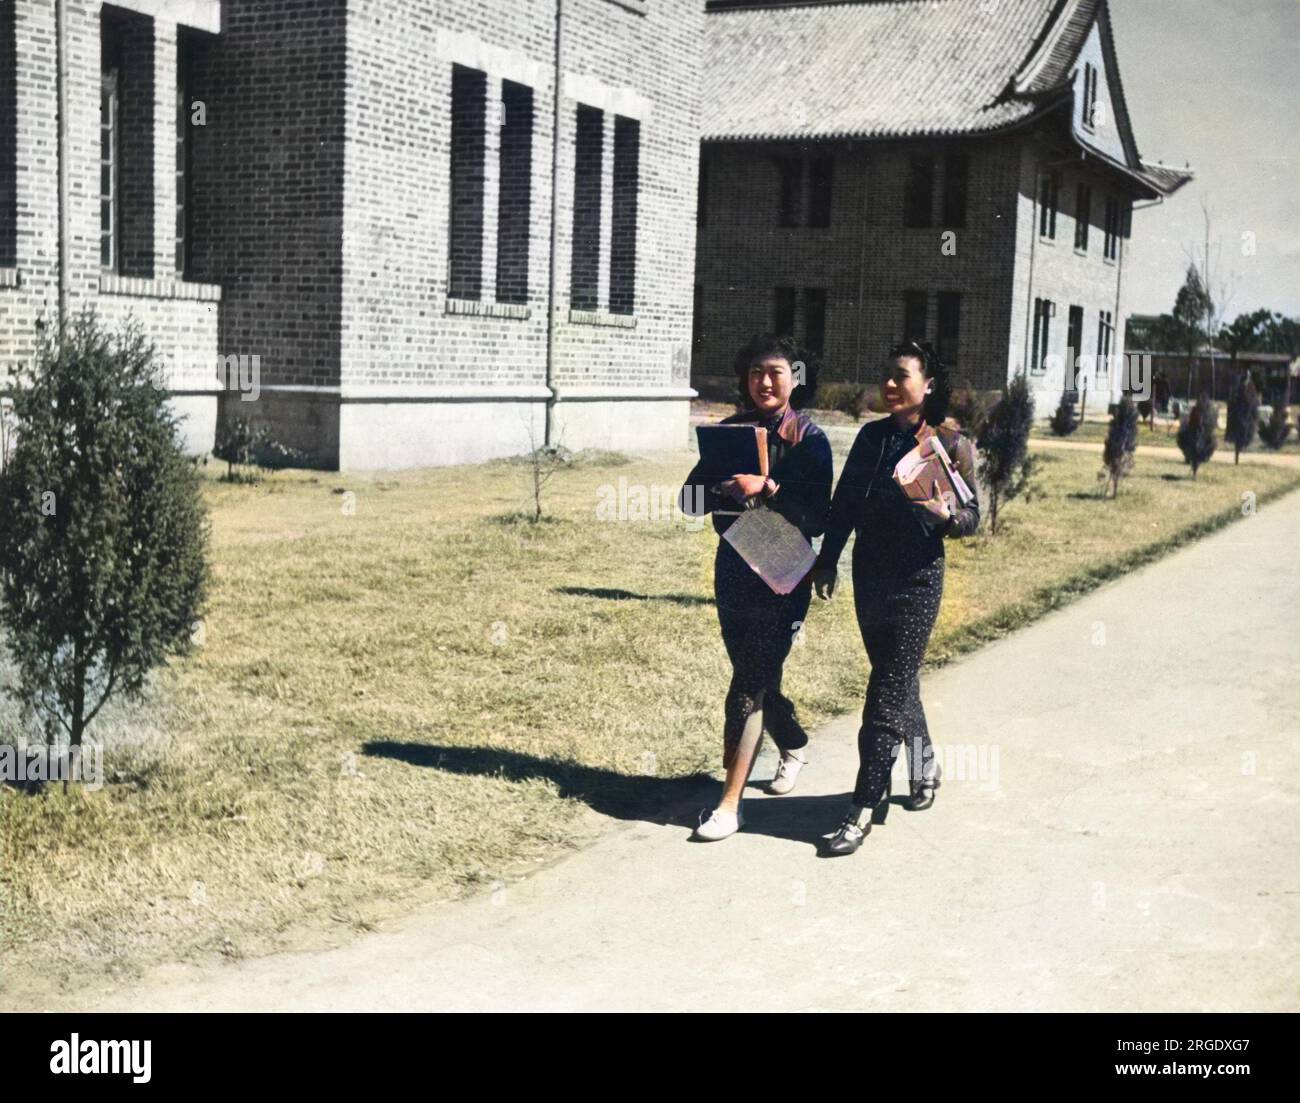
[824,775,890,856]
[824,807,871,856]
[909,761,942,811]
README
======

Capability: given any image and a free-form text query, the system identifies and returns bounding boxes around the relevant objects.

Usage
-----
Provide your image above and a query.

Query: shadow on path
[365,740,907,852]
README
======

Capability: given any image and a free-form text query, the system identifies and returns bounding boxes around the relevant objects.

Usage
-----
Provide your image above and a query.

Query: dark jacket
[816,414,980,576]
[679,406,833,543]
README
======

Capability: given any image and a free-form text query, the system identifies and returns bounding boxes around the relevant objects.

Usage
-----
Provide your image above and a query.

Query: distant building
[694,0,1193,408]
[1128,349,1298,408]
[1,0,702,469]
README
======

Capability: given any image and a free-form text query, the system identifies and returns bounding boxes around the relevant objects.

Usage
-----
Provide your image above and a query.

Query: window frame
[941,150,968,230]
[1103,194,1120,262]
[608,112,639,315]
[808,155,833,229]
[447,63,489,301]
[569,101,604,311]
[1030,297,1054,374]
[776,154,803,228]
[1096,309,1114,371]
[1074,182,1091,254]
[936,291,960,365]
[773,286,796,338]
[100,63,121,273]
[1038,171,1059,241]
[1082,62,1098,132]
[903,154,935,229]
[902,289,928,343]
[495,78,535,306]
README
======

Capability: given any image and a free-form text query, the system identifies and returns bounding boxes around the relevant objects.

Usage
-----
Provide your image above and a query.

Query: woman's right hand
[812,563,837,600]
[720,473,767,502]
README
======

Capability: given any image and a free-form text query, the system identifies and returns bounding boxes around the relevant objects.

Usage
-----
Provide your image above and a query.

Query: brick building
[1,0,701,469]
[694,0,1193,409]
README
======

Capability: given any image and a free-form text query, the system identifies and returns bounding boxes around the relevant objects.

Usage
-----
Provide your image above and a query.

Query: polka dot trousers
[850,554,944,808]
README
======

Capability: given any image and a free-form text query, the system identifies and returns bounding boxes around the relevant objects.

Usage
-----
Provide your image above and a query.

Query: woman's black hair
[887,339,952,426]
[733,332,820,410]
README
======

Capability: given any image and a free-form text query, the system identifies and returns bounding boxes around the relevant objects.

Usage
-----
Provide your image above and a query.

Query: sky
[1108,0,1300,320]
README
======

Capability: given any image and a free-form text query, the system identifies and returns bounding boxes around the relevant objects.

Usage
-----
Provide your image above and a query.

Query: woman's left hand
[910,490,952,531]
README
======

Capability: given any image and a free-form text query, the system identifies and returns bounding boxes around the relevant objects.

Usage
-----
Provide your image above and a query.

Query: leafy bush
[812,381,871,420]
[1224,373,1260,463]
[1102,395,1138,497]
[1177,393,1218,479]
[950,383,996,438]
[0,313,209,753]
[213,414,305,482]
[1259,404,1292,450]
[1049,392,1080,436]
[976,372,1037,534]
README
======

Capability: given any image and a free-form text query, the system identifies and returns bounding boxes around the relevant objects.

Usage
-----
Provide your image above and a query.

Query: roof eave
[701,93,1065,146]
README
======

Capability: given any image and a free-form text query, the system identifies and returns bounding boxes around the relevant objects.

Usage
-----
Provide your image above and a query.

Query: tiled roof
[703,0,1064,142]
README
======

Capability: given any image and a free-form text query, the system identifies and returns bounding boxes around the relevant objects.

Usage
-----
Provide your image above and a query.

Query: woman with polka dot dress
[810,340,980,857]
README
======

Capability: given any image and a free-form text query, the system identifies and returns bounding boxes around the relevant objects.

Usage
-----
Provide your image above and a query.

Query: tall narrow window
[1067,304,1084,383]
[100,47,120,270]
[1103,194,1120,261]
[101,8,154,278]
[808,156,833,228]
[904,154,934,228]
[1082,62,1098,130]
[1038,171,1059,239]
[937,292,960,365]
[941,151,968,229]
[1074,183,1091,252]
[1031,298,1054,373]
[692,284,704,356]
[903,290,928,342]
[175,35,193,277]
[696,154,708,229]
[448,64,487,300]
[0,0,16,269]
[1097,309,1114,369]
[495,79,534,305]
[609,114,639,315]
[570,103,603,311]
[776,155,802,227]
[804,288,827,355]
[773,286,796,338]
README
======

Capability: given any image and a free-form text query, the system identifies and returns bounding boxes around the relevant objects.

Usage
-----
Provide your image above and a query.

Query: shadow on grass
[555,585,713,606]
[363,740,884,851]
[363,741,714,828]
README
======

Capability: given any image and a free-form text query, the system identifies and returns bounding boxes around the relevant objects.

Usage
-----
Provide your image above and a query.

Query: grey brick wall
[1,0,220,454]
[695,136,1021,394]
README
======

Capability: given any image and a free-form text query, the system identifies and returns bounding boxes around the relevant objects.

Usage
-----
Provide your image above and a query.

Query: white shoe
[693,805,743,840]
[767,749,807,795]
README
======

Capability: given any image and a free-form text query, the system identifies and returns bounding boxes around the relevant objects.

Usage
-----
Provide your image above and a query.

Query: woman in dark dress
[810,340,980,856]
[679,334,833,840]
